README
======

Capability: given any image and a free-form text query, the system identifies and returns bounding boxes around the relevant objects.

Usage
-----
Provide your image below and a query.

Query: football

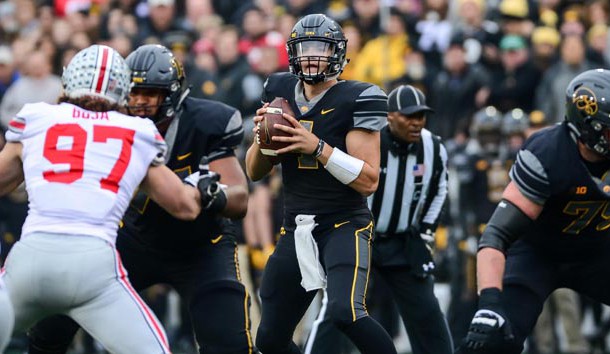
[258,97,294,163]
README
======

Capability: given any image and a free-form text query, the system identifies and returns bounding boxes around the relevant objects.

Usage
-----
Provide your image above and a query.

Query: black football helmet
[471,106,503,156]
[566,69,610,158]
[125,44,189,125]
[502,108,529,137]
[287,14,347,85]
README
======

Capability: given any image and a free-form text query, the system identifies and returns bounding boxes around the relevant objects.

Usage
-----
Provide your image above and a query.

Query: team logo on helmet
[125,44,188,125]
[286,14,347,85]
[572,87,599,116]
[170,57,184,81]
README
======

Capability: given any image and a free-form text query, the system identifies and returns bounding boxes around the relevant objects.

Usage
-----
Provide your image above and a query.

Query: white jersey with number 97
[5,102,167,245]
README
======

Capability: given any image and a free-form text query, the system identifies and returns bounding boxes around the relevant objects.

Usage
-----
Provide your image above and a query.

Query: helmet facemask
[287,38,346,85]
[471,106,503,158]
[128,87,168,120]
[572,114,610,158]
[567,85,610,158]
[125,45,189,129]
[287,14,348,85]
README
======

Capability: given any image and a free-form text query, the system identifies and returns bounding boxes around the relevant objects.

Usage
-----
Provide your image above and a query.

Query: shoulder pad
[262,73,299,103]
[186,97,239,132]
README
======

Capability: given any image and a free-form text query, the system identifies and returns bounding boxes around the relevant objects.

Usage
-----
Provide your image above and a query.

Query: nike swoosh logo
[211,235,223,244]
[321,108,335,115]
[177,152,192,161]
[334,221,350,228]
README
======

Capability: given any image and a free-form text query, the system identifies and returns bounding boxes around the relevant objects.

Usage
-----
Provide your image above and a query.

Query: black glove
[196,157,227,213]
[460,288,517,353]
[405,225,435,278]
[418,222,435,252]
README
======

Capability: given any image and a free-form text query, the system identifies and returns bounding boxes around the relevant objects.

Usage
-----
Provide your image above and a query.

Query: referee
[305,85,452,354]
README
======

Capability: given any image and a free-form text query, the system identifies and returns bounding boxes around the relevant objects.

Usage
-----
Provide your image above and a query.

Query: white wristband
[183,171,199,187]
[324,147,364,185]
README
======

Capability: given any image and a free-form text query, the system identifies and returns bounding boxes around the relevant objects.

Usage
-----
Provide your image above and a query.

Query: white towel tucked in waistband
[294,214,326,291]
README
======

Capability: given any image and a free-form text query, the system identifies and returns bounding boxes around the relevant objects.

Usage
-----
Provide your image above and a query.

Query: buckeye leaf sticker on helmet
[62,45,131,105]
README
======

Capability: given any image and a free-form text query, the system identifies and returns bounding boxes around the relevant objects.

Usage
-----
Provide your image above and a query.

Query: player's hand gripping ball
[257,97,295,164]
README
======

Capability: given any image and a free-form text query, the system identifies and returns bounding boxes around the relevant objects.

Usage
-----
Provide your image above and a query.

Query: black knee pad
[327,298,366,329]
[255,324,279,353]
[190,279,246,308]
[255,320,301,354]
[190,280,255,353]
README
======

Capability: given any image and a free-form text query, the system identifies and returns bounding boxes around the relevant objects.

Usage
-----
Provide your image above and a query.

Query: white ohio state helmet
[62,44,131,105]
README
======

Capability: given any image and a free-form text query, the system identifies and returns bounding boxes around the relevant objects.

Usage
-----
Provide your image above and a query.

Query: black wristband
[313,139,325,158]
[420,222,435,234]
[207,189,227,213]
[479,287,502,309]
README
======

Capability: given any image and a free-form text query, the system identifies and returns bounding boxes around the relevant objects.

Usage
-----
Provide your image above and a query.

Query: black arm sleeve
[478,199,534,254]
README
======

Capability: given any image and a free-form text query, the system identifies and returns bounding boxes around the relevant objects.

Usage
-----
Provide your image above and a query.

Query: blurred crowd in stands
[0,0,609,353]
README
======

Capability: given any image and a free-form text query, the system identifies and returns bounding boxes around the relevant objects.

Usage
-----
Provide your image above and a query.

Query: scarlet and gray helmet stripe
[92,46,112,96]
[62,44,131,104]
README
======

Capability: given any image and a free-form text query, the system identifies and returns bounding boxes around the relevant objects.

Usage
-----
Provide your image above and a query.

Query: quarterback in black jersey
[459,69,610,354]
[245,14,397,354]
[27,45,256,354]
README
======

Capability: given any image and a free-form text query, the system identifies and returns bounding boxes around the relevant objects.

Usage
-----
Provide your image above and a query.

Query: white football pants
[2,232,171,354]
[0,278,14,352]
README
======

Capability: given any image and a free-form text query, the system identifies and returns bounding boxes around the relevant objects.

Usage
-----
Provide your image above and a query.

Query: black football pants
[305,267,453,354]
[255,211,397,354]
[479,240,610,354]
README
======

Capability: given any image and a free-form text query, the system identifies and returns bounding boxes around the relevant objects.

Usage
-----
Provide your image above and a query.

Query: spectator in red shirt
[238,5,288,70]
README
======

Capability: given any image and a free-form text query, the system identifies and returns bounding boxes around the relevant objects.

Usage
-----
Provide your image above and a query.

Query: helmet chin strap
[177,86,190,107]
[126,86,190,132]
[152,87,190,134]
[154,115,173,134]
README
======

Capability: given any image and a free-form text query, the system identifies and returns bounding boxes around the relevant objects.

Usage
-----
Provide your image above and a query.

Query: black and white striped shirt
[368,126,448,235]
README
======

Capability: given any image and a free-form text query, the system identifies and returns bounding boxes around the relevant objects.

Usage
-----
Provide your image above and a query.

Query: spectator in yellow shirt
[351,8,410,89]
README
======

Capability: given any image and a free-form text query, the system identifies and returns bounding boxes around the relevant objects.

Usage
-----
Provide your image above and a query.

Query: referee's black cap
[388,85,434,115]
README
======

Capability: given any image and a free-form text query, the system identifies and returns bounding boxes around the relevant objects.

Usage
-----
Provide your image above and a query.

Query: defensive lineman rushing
[246,14,397,354]
[27,44,256,353]
[0,44,215,353]
[460,69,610,354]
